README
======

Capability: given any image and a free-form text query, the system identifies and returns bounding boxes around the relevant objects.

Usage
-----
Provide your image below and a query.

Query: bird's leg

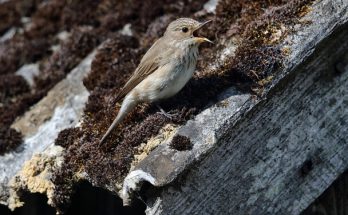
[156,104,175,119]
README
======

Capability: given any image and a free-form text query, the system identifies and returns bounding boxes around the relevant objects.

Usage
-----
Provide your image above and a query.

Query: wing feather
[114,38,169,102]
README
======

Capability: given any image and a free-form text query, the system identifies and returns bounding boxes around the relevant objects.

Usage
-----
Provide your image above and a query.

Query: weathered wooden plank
[145,22,348,214]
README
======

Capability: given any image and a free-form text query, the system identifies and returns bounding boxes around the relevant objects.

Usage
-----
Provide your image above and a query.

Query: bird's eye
[181,27,188,33]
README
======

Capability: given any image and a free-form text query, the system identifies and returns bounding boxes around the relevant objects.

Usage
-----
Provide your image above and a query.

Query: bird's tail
[99,96,137,144]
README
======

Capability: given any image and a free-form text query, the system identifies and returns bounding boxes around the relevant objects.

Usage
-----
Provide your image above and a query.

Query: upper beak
[193,20,213,44]
[197,20,212,29]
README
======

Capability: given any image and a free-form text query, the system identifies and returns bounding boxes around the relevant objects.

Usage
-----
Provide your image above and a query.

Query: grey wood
[145,23,348,215]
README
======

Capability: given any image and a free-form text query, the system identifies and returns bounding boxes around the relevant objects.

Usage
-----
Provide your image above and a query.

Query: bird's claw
[157,110,176,119]
[156,105,176,119]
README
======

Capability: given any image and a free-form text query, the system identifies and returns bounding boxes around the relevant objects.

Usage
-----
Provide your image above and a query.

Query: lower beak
[194,37,214,44]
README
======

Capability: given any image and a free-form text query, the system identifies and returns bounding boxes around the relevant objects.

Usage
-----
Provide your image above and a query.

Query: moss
[0,0,123,154]
[0,0,312,211]
[0,36,51,76]
[0,76,42,152]
[51,0,316,210]
[51,0,208,211]
[198,0,316,95]
[170,135,193,151]
[0,74,29,103]
[0,0,65,76]
[54,128,83,148]
[0,74,29,155]
[83,34,140,91]
[0,128,22,155]
[34,27,101,91]
[0,0,137,156]
[0,0,44,35]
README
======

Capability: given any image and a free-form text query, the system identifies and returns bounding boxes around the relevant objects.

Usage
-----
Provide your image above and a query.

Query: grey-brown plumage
[100,18,212,144]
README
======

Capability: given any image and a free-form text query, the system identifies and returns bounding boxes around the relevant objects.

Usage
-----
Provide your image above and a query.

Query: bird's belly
[134,63,195,102]
[159,65,194,98]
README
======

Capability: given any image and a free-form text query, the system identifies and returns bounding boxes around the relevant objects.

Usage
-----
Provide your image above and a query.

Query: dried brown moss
[170,135,193,151]
[0,0,44,35]
[0,0,140,76]
[0,74,29,154]
[34,27,101,90]
[0,74,29,103]
[0,27,100,154]
[55,128,83,148]
[47,0,315,211]
[0,0,317,211]
[0,83,42,154]
[52,0,208,211]
[0,0,97,154]
[197,0,316,95]
[0,36,51,75]
[0,0,315,200]
[0,128,22,155]
[0,1,62,75]
[0,0,137,155]
[83,34,140,91]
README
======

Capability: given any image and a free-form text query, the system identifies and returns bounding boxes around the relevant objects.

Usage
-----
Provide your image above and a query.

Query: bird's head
[164,18,213,45]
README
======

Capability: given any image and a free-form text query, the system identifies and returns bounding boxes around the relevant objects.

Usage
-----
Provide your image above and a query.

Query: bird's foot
[158,110,176,119]
[156,105,176,119]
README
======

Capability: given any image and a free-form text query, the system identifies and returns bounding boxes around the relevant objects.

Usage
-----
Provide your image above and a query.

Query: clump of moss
[0,0,138,156]
[83,34,140,91]
[0,128,22,155]
[0,0,65,75]
[198,0,316,95]
[0,82,42,154]
[170,135,193,151]
[0,74,29,103]
[55,128,83,148]
[35,27,101,91]
[0,0,44,35]
[0,27,101,155]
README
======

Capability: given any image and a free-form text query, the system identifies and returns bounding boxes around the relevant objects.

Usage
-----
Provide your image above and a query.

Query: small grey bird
[100,18,212,144]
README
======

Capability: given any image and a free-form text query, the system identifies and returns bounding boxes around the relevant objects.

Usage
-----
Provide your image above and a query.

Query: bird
[100,18,212,144]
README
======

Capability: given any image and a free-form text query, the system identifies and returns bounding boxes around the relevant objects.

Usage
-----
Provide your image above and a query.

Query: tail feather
[99,114,122,144]
[99,95,137,145]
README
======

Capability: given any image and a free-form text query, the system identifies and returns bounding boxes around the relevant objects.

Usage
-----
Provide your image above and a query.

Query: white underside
[132,59,196,102]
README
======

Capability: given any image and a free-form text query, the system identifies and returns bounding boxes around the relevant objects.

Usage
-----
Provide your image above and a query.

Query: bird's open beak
[193,20,213,44]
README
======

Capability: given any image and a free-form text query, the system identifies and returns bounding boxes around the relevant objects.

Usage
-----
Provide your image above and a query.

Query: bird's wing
[115,38,169,102]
